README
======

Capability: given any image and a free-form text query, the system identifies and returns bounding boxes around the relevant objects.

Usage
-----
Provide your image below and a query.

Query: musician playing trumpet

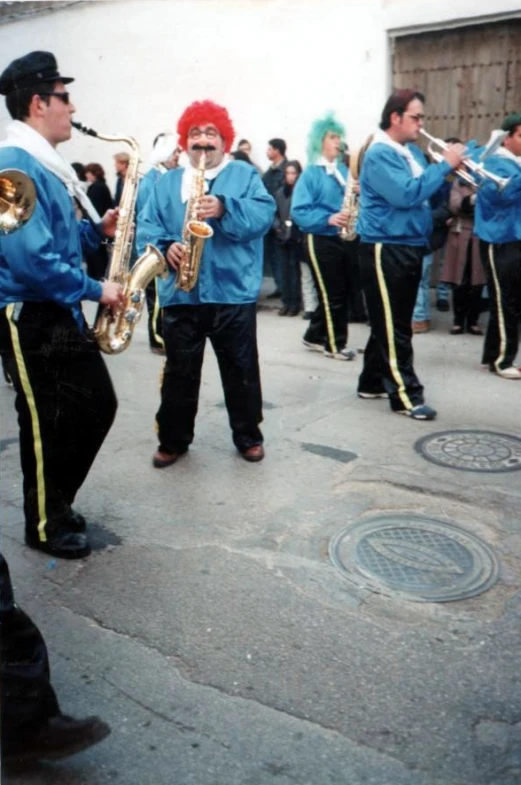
[137,100,275,468]
[475,113,521,380]
[356,89,465,420]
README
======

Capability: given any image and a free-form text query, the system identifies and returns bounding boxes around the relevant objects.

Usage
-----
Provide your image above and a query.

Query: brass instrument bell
[0,169,36,234]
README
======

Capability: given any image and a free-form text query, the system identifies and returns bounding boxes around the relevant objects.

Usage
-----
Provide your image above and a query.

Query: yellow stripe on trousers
[306,234,337,354]
[6,304,48,540]
[151,279,164,347]
[487,243,507,371]
[374,243,413,411]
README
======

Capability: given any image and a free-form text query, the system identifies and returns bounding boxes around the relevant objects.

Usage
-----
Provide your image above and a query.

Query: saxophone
[339,148,361,242]
[176,150,214,292]
[72,121,168,354]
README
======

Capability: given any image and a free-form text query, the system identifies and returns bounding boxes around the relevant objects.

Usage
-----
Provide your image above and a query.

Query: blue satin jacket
[0,146,103,327]
[136,160,275,306]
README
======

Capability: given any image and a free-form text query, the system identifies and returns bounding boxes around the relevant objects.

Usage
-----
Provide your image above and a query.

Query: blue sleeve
[78,219,103,254]
[364,147,452,209]
[477,158,521,206]
[136,181,180,256]
[290,169,332,233]
[216,170,275,242]
[1,202,102,304]
[136,176,154,217]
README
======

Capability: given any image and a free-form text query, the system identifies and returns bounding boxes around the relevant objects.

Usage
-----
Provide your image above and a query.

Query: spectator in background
[231,149,252,164]
[262,138,287,298]
[238,138,252,157]
[113,151,130,206]
[84,162,114,280]
[71,161,87,189]
[442,178,486,335]
[273,160,303,316]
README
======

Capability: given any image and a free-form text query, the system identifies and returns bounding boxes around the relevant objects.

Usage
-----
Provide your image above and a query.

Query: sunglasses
[39,91,71,105]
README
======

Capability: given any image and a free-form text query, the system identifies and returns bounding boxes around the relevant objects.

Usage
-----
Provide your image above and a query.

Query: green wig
[306,111,346,164]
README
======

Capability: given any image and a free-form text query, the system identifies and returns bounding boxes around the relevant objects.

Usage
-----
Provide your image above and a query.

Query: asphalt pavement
[1,289,520,785]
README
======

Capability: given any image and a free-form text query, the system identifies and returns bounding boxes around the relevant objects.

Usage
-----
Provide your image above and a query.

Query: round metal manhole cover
[415,430,521,473]
[329,515,499,602]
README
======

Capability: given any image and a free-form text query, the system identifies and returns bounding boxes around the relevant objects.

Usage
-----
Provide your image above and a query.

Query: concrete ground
[1,288,521,785]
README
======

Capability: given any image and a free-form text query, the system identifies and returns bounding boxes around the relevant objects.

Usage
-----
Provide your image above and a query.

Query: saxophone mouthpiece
[71,121,98,138]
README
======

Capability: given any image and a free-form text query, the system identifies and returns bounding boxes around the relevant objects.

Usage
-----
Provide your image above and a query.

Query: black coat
[273,185,302,245]
[87,179,114,216]
[262,160,287,196]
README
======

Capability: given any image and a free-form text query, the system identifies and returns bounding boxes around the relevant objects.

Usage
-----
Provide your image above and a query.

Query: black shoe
[67,509,87,533]
[288,309,300,316]
[302,311,313,320]
[278,306,289,316]
[25,530,91,560]
[3,714,111,765]
[436,299,450,312]
[267,289,281,299]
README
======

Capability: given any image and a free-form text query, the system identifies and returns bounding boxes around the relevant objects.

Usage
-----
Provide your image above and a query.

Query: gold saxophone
[72,121,168,354]
[176,150,214,292]
[0,169,36,234]
[339,136,373,242]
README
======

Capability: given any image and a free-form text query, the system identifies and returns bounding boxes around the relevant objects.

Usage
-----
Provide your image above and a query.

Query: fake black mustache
[192,144,216,151]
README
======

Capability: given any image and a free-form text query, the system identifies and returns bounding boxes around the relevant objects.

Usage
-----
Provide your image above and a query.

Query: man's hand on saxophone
[328,211,349,228]
[166,242,184,270]
[99,207,120,239]
[197,195,224,220]
[99,281,126,310]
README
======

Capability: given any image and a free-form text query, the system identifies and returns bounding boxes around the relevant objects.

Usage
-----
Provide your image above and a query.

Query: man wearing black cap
[0,51,126,559]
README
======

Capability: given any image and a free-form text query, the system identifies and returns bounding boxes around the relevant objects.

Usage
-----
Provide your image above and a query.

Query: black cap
[0,51,74,96]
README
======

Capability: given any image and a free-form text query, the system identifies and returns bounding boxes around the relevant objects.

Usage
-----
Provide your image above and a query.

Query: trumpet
[420,129,510,191]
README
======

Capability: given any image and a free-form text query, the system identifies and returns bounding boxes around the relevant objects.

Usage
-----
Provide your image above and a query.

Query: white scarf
[370,128,425,178]
[180,156,230,204]
[316,155,346,188]
[0,120,101,222]
[496,146,521,168]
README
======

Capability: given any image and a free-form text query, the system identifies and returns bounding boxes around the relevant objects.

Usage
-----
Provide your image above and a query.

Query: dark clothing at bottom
[157,303,263,453]
[480,240,521,370]
[145,279,164,349]
[345,238,367,322]
[303,233,350,352]
[279,242,302,311]
[0,303,117,541]
[0,554,60,749]
[452,240,483,330]
[358,242,425,412]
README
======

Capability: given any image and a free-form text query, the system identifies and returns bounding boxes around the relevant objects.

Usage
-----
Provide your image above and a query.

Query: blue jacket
[474,154,521,243]
[136,167,162,217]
[136,160,275,306]
[290,163,348,236]
[0,147,103,327]
[358,142,452,245]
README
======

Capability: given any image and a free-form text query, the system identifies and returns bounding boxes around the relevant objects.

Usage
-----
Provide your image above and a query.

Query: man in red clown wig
[137,100,275,466]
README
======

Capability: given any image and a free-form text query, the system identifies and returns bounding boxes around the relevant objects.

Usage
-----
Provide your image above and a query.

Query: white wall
[383,0,521,33]
[0,0,389,190]
[0,0,513,192]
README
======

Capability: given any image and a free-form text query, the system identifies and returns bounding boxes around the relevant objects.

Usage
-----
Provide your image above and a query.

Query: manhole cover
[415,430,521,473]
[329,515,499,602]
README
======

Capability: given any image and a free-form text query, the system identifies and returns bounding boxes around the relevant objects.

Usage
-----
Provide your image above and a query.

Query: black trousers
[480,240,521,370]
[145,280,164,349]
[0,554,60,749]
[358,242,425,411]
[0,303,117,541]
[345,238,367,322]
[157,304,263,453]
[302,234,350,353]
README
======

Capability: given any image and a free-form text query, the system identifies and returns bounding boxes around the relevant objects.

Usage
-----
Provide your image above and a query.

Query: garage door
[392,19,521,143]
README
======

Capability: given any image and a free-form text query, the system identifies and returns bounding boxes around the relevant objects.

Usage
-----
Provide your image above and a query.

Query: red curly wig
[177,100,235,153]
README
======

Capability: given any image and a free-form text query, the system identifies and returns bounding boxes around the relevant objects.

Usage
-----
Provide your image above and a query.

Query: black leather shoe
[240,444,265,462]
[152,447,187,468]
[66,509,87,533]
[25,531,91,560]
[3,714,111,765]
